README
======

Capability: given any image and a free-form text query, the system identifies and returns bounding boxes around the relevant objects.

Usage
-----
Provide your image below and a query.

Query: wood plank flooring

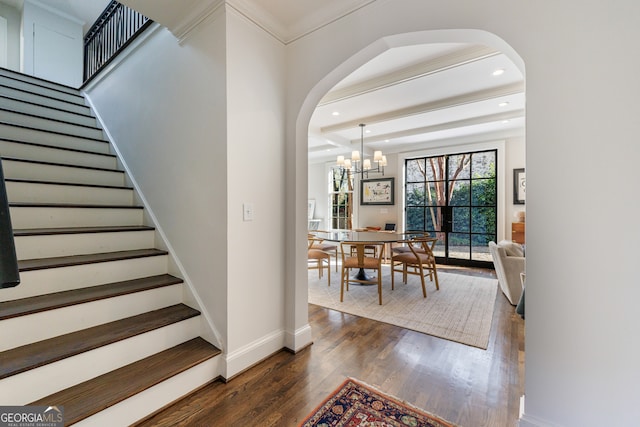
[136,268,524,427]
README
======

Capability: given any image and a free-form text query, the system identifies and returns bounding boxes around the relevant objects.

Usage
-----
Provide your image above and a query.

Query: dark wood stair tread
[6,177,133,190]
[0,137,116,158]
[0,120,109,143]
[9,202,143,209]
[0,106,103,131]
[0,156,124,173]
[0,304,200,380]
[30,337,221,425]
[13,225,154,237]
[0,274,183,320]
[18,248,168,272]
[0,94,95,119]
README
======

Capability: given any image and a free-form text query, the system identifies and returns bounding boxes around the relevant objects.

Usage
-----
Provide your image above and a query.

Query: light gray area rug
[308,268,498,349]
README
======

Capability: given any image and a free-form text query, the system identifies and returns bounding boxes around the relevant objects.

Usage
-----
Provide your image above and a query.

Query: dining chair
[349,227,381,258]
[390,236,439,298]
[308,235,331,284]
[308,232,338,271]
[339,241,386,305]
[390,231,430,256]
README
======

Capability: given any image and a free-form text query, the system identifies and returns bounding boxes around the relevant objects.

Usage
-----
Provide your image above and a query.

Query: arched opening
[298,27,525,306]
[294,30,526,404]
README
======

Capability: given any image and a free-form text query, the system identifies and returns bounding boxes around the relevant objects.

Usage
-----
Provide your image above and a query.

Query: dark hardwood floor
[135,267,524,427]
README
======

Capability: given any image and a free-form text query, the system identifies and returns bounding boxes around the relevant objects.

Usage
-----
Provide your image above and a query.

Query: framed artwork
[361,177,395,205]
[513,168,525,204]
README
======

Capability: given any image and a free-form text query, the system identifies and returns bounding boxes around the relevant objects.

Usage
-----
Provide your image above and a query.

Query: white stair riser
[77,356,220,427]
[0,86,91,115]
[9,206,143,229]
[0,317,201,405]
[0,78,85,105]
[0,97,98,127]
[0,284,183,351]
[0,140,117,169]
[6,181,134,205]
[15,230,155,260]
[0,123,110,154]
[0,71,80,96]
[0,110,104,140]
[0,256,168,302]
[2,160,124,187]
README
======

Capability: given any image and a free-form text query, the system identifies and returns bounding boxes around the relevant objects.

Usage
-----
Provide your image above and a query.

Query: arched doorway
[293,28,525,346]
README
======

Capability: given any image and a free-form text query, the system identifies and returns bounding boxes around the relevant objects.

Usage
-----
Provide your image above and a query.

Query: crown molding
[228,0,376,44]
[170,0,225,44]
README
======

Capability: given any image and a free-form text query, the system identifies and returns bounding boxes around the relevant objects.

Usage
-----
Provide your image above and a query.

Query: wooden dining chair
[309,232,338,271]
[391,231,430,256]
[390,236,439,298]
[339,241,386,305]
[308,235,331,284]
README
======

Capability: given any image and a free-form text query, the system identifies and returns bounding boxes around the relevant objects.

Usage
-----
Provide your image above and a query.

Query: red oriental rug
[299,378,457,427]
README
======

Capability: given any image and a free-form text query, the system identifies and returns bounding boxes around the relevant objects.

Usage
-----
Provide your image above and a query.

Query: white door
[33,23,81,86]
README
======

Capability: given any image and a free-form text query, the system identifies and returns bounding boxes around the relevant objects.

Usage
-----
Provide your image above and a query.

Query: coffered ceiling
[307,42,525,164]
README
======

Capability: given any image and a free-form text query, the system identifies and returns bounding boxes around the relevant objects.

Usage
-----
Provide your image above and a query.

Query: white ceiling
[0,0,109,34]
[1,0,524,161]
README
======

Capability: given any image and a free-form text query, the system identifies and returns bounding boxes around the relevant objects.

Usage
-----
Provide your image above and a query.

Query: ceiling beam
[318,45,500,106]
[320,82,524,134]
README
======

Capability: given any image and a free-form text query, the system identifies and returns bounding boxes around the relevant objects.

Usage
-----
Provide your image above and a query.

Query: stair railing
[0,161,20,288]
[83,1,153,84]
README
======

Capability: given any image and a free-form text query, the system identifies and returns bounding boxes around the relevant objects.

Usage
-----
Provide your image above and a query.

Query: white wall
[85,4,289,379]
[307,162,327,228]
[22,0,83,87]
[506,136,525,240]
[287,2,640,426]
[224,7,287,376]
[84,20,229,353]
[0,2,20,71]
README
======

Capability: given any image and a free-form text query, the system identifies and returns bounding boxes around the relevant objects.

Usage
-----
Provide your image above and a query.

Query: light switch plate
[243,203,254,221]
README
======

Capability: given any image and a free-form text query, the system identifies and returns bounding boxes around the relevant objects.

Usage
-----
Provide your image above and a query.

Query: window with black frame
[405,149,497,266]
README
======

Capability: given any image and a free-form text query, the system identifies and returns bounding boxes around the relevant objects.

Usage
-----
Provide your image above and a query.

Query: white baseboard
[285,323,313,352]
[224,329,286,378]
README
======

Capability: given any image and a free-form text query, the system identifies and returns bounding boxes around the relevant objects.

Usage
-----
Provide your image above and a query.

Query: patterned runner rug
[299,378,457,427]
[308,268,498,349]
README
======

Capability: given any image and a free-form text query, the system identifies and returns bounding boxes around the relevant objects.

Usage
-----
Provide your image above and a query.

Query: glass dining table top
[312,230,407,243]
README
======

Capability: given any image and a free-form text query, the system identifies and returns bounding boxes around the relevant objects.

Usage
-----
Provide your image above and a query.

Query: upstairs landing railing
[0,161,20,289]
[83,1,152,84]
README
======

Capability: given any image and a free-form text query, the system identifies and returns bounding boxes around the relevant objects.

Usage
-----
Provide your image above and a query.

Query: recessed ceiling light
[365,129,371,134]
[499,101,510,107]
[493,68,505,76]
[502,120,510,124]
[384,139,390,143]
[332,111,340,116]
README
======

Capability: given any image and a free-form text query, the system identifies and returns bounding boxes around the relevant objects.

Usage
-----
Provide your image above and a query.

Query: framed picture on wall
[361,177,395,205]
[513,168,525,204]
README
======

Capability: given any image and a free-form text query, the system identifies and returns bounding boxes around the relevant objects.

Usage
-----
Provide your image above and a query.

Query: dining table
[313,229,409,282]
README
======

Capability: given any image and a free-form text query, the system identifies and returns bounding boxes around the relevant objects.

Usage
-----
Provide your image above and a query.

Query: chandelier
[336,123,386,178]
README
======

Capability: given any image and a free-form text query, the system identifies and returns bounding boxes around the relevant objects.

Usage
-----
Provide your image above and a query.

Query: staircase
[0,68,221,425]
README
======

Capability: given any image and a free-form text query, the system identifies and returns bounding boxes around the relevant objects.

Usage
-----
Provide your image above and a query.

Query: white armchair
[489,240,525,305]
